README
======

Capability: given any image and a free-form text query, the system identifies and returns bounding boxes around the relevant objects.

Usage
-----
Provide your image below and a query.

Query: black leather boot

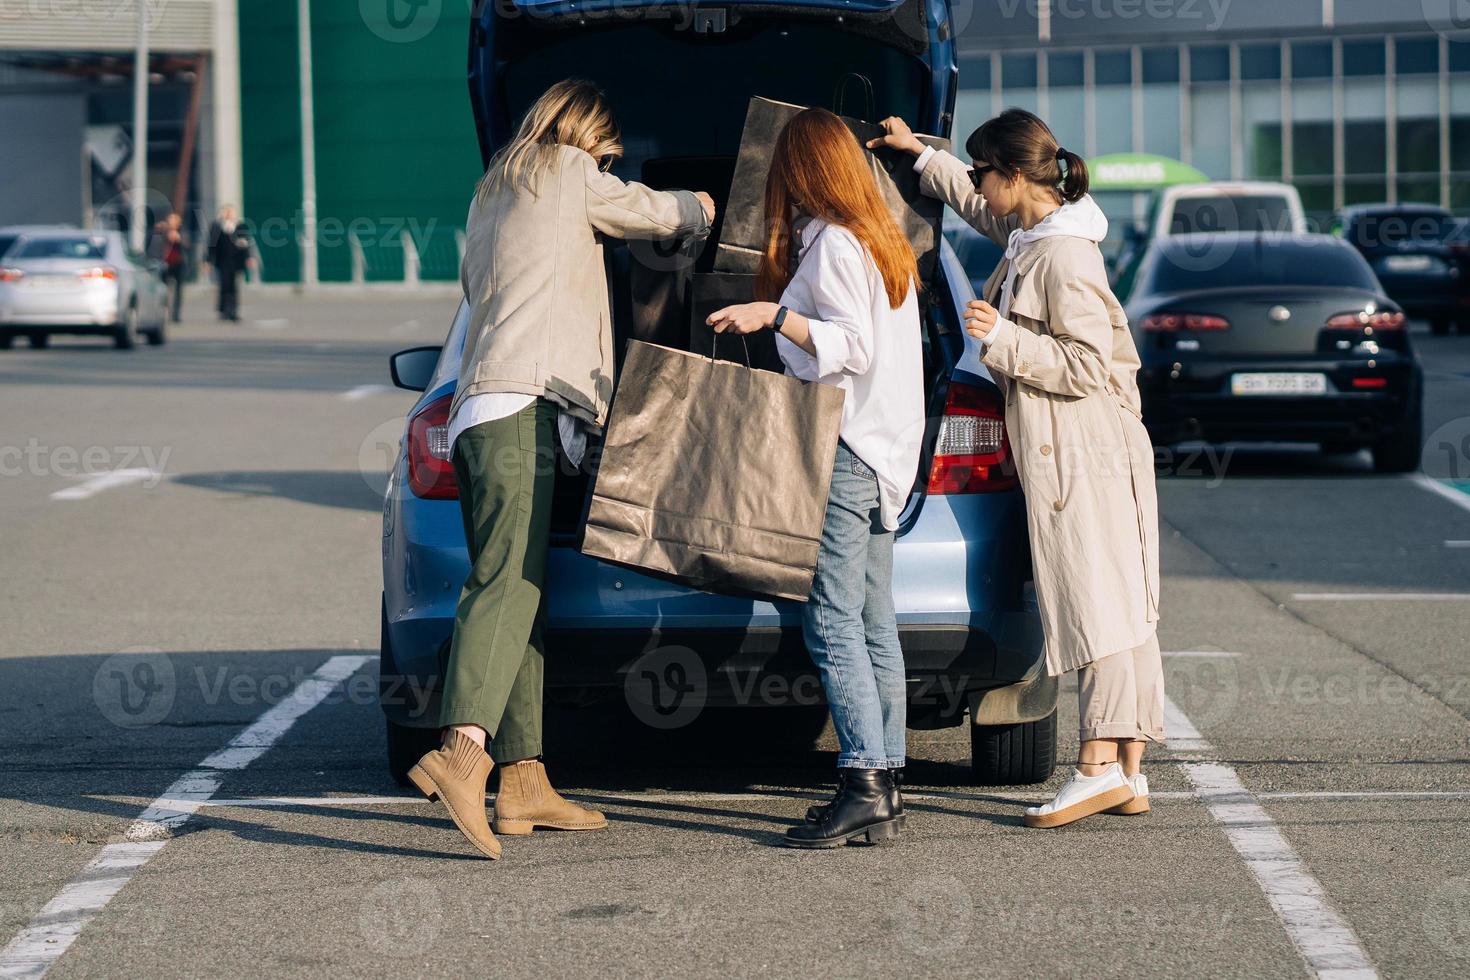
[784,769,902,848]
[806,768,906,826]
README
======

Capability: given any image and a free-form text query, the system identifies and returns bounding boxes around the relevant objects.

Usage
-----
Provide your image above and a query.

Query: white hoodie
[995,193,1110,323]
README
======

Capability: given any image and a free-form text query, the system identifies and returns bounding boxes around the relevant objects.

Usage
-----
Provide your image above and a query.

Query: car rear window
[14,237,107,260]
[1345,212,1454,247]
[1146,239,1379,293]
[1169,195,1293,234]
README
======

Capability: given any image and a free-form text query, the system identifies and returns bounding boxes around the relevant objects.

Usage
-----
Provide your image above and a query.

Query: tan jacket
[920,149,1161,674]
[452,144,709,429]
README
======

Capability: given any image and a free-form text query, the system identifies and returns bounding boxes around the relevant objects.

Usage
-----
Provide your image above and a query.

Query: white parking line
[0,654,370,980]
[340,384,396,401]
[49,469,160,501]
[1445,540,1470,548]
[1164,695,1378,979]
[1291,592,1470,601]
[1408,473,1470,516]
[1163,650,1243,658]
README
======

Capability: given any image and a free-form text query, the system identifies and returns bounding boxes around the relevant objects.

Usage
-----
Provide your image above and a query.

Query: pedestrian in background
[871,108,1164,829]
[148,211,189,323]
[205,204,252,322]
[408,78,715,861]
[708,107,924,849]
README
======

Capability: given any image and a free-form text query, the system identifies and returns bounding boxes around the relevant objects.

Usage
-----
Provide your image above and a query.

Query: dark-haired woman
[869,109,1164,829]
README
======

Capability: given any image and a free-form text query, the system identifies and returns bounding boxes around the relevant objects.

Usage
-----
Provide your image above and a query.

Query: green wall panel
[238,0,302,284]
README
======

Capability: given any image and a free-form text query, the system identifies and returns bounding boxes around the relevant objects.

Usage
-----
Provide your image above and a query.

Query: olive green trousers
[439,400,555,763]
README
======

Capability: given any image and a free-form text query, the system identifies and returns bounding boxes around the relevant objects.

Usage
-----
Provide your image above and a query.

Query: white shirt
[773,218,925,531]
[448,393,586,467]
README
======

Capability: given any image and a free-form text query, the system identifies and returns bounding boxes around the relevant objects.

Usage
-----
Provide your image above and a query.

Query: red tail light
[77,266,117,281]
[1327,310,1405,330]
[0,268,22,282]
[926,382,1017,494]
[1351,377,1388,389]
[1141,312,1230,332]
[406,394,458,499]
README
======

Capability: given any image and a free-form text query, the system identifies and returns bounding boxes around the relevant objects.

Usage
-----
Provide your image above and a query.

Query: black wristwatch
[770,305,789,334]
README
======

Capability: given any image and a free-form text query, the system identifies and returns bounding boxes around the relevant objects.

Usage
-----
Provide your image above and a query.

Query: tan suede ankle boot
[409,730,501,859]
[492,759,607,835]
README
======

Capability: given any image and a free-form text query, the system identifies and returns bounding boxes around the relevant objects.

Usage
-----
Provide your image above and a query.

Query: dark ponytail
[965,107,1089,203]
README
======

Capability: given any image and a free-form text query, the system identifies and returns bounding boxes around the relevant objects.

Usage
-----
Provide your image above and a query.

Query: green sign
[1088,153,1209,190]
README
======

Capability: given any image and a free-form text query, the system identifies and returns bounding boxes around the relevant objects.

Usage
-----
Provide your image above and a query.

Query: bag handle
[709,330,752,371]
[833,73,875,123]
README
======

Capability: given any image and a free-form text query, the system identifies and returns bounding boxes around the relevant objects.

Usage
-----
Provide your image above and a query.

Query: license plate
[1230,372,1328,396]
[23,274,73,288]
[1383,254,1433,272]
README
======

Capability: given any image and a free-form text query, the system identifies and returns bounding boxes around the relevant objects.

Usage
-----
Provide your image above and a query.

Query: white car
[1112,181,1309,301]
[0,230,167,350]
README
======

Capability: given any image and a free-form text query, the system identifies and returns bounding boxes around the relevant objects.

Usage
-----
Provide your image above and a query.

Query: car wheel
[114,303,140,350]
[145,322,166,346]
[386,718,442,787]
[970,709,1057,786]
[0,334,13,350]
[1431,318,1452,336]
[1371,403,1424,474]
[26,332,49,349]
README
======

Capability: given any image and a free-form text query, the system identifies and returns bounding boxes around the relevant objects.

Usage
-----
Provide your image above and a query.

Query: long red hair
[756,108,918,309]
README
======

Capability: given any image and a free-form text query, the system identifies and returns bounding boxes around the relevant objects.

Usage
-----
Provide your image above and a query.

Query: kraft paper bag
[714,95,950,281]
[581,339,844,602]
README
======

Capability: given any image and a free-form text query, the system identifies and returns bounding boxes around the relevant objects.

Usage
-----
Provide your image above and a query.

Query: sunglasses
[968,164,996,191]
[598,154,616,173]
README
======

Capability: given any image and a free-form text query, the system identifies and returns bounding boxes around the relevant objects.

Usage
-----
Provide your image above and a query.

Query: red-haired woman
[707,107,924,848]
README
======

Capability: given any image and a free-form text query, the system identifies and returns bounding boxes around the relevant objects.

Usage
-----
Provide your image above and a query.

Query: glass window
[1343,39,1386,77]
[1049,52,1084,88]
[1240,44,1281,81]
[1291,42,1333,80]
[961,55,991,89]
[1396,37,1439,76]
[1142,85,1181,160]
[1191,45,1230,82]
[1094,82,1133,155]
[1142,48,1179,84]
[1048,87,1086,155]
[1344,120,1388,175]
[14,237,107,260]
[1243,85,1283,179]
[1095,50,1132,86]
[1146,241,1377,294]
[1450,41,1470,74]
[1002,53,1037,90]
[1189,85,1232,178]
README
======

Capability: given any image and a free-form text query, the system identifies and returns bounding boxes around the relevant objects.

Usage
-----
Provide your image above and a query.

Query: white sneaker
[1107,773,1150,815]
[1023,763,1136,829]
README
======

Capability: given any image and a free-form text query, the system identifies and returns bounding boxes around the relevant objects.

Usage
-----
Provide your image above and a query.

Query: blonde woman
[869,108,1163,828]
[410,79,715,859]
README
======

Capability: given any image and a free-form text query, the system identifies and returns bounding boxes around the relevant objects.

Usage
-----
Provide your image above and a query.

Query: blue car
[379,0,1055,785]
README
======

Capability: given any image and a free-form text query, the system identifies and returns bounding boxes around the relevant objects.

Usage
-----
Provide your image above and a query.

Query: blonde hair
[475,79,623,203]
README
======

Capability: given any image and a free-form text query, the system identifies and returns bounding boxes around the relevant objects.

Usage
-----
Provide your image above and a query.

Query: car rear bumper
[1141,357,1420,443]
[381,472,1042,726]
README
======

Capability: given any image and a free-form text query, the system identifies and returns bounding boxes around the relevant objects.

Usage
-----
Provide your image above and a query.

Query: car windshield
[14,237,107,260]
[1146,239,1379,293]
[1169,195,1293,234]
[0,234,20,259]
[1345,212,1454,247]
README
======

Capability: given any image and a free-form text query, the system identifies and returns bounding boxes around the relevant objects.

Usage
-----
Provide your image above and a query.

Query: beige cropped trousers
[1077,631,1166,743]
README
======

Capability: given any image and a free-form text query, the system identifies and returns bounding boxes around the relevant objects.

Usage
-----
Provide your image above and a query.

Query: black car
[1334,204,1468,335]
[1125,232,1423,472]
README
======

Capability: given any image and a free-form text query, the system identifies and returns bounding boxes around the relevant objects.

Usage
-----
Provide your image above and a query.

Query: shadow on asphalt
[173,470,384,512]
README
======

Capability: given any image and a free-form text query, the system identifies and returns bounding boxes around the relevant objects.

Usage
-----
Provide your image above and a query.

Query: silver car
[0,230,167,350]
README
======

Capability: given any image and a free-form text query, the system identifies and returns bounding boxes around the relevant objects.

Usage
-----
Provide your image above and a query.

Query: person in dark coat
[148,212,189,322]
[205,205,253,321]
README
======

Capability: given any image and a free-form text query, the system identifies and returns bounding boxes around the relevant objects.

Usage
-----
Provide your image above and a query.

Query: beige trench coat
[919,149,1161,674]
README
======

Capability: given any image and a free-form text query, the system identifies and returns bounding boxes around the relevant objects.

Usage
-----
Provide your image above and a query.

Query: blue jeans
[802,441,906,770]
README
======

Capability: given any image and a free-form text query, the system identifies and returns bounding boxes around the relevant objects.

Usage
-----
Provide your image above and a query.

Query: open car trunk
[471,0,960,538]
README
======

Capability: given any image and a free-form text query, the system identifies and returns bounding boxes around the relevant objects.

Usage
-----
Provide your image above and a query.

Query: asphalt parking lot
[1,286,1468,978]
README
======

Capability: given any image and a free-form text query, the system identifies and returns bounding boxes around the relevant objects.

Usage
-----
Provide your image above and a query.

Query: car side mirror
[389,345,442,392]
